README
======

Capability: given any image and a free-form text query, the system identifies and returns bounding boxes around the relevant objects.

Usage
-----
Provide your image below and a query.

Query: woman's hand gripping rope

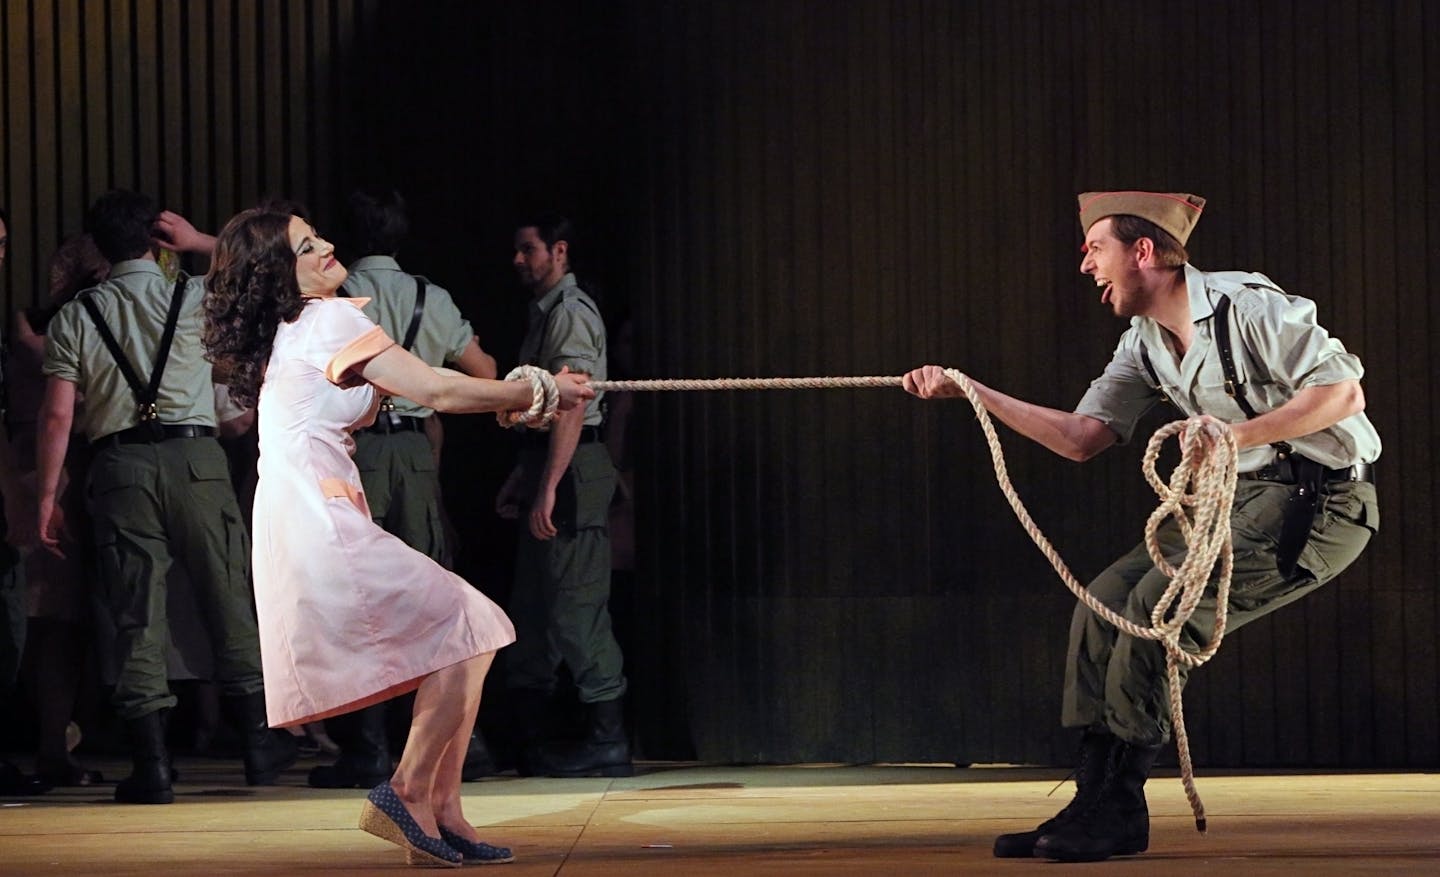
[498,365,591,429]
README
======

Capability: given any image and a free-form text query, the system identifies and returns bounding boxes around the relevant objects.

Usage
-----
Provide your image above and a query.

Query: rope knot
[497,365,561,430]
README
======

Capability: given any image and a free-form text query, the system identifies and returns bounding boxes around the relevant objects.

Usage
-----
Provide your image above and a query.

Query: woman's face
[287,214,346,297]
[0,215,9,269]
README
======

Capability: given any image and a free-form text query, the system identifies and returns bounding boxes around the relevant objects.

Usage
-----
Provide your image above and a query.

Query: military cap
[1077,190,1207,245]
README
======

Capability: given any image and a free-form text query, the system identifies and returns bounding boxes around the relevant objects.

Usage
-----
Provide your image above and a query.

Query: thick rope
[590,376,902,392]
[497,364,560,429]
[938,368,1235,833]
[589,370,1237,831]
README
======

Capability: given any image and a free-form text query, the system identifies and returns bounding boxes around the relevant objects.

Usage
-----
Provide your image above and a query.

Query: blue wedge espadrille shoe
[358,781,463,868]
[438,826,515,865]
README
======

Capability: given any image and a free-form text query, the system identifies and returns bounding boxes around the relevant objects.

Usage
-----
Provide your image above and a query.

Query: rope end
[1195,817,1207,834]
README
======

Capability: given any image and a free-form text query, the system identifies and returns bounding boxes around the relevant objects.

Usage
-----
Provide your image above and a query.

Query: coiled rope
[588,370,1238,831]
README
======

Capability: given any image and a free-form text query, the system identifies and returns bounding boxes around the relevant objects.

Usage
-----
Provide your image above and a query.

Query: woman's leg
[388,651,492,837]
[429,653,495,842]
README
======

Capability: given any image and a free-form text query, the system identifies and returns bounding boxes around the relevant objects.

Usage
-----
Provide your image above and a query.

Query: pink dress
[250,296,515,728]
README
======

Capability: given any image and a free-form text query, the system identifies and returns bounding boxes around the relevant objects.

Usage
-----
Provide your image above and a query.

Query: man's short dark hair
[84,190,158,263]
[519,213,577,268]
[346,188,408,257]
[1109,214,1189,268]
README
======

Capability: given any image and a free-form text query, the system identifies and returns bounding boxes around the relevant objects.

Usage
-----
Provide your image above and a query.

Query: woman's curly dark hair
[203,208,306,408]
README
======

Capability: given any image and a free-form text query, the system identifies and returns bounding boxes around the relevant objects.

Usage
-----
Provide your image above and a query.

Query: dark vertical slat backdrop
[2,0,1434,768]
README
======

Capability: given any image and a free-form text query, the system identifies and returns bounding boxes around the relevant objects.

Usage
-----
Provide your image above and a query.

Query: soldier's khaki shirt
[518,273,606,427]
[1075,264,1382,473]
[341,255,474,418]
[42,260,216,442]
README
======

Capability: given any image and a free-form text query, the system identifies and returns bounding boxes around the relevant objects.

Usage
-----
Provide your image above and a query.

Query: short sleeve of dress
[302,298,397,385]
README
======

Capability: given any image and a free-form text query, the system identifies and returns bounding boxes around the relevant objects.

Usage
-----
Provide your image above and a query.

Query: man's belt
[356,412,427,435]
[519,425,604,448]
[1239,454,1374,578]
[1240,457,1374,485]
[93,424,217,448]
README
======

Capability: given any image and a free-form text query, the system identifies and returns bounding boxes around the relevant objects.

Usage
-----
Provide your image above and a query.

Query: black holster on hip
[1275,456,1325,577]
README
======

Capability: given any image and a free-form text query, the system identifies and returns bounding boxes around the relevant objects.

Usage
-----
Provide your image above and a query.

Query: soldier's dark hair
[347,188,409,257]
[518,213,577,271]
[84,190,158,263]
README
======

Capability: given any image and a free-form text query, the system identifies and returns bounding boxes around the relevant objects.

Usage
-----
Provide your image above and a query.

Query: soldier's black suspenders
[340,274,427,412]
[1139,286,1319,577]
[79,274,188,439]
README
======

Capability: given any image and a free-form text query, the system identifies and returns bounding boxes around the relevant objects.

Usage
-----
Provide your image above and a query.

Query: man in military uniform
[304,187,500,788]
[904,190,1379,862]
[496,215,630,777]
[37,190,294,804]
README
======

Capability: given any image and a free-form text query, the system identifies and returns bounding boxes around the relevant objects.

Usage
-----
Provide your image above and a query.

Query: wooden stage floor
[3,758,1438,874]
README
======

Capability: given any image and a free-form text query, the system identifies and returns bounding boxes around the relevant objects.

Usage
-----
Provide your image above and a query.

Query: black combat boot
[993,729,1116,857]
[114,709,174,804]
[1033,739,1163,862]
[308,704,391,788]
[223,692,298,786]
[536,697,634,778]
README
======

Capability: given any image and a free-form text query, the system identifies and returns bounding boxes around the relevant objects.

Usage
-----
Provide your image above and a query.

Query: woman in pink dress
[202,207,591,868]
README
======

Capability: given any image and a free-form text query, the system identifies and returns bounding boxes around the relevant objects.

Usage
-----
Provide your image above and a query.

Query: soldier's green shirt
[1075,264,1382,472]
[518,273,606,427]
[341,255,474,418]
[42,259,217,442]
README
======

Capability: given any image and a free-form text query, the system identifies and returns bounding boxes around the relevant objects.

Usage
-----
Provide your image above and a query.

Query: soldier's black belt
[1238,453,1373,578]
[1240,458,1374,485]
[355,412,427,435]
[93,424,217,448]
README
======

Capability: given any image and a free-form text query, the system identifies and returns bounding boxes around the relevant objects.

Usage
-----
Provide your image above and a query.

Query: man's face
[0,216,8,269]
[1080,218,1145,317]
[513,226,564,292]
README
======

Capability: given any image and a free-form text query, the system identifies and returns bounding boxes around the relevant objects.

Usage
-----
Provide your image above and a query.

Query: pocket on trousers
[406,447,437,473]
[569,451,616,531]
[186,451,231,483]
[89,458,145,498]
[1227,483,1288,548]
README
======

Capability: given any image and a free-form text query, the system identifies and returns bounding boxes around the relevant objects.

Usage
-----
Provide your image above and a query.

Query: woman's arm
[357,344,591,415]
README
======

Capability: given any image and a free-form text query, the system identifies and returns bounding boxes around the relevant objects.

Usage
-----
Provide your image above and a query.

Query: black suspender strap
[1139,346,1161,391]
[338,275,426,352]
[401,276,427,352]
[80,274,188,432]
[1212,295,1259,419]
[371,275,429,415]
[1212,293,1293,457]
